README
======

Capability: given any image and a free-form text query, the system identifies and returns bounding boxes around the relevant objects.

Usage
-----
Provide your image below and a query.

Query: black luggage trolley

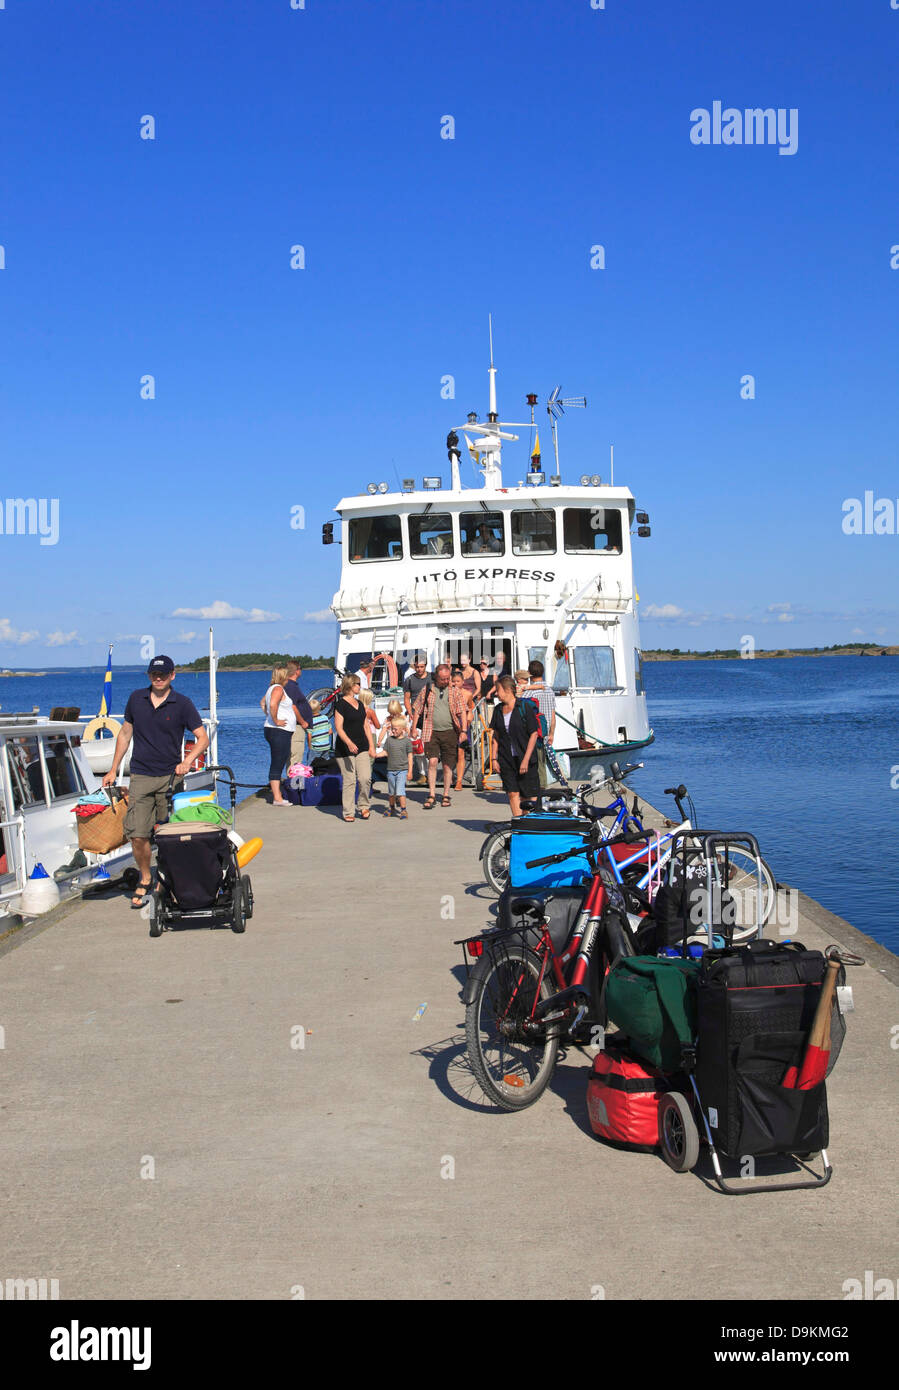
[654,832,863,1194]
[148,766,254,937]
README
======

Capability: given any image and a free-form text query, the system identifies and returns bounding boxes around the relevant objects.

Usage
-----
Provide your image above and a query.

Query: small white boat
[0,631,221,920]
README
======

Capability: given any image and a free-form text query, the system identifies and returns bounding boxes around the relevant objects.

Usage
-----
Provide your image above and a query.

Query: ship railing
[0,813,28,899]
[333,589,636,617]
[469,698,502,792]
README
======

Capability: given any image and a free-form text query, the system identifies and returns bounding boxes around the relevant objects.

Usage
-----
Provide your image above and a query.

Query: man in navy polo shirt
[103,655,208,909]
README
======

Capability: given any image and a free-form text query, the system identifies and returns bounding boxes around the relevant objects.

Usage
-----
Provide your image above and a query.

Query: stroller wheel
[242,877,253,920]
[659,1091,699,1173]
[231,885,247,934]
[148,889,164,938]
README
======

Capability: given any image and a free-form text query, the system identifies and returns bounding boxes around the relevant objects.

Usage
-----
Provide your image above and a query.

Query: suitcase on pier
[587,1036,671,1148]
[694,942,843,1159]
[299,773,342,807]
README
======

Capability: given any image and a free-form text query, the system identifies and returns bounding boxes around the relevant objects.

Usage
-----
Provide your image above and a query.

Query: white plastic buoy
[21,863,61,915]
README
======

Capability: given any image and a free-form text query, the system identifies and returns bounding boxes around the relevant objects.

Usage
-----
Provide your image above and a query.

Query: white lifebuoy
[83,716,121,742]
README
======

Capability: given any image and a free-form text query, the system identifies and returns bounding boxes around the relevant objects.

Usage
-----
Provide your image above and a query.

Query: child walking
[384,715,414,819]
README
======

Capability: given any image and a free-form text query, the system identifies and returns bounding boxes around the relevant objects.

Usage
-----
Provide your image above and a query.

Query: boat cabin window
[348,515,403,562]
[7,736,47,809]
[635,649,645,696]
[410,513,454,558]
[552,648,573,692]
[563,507,623,554]
[460,512,504,557]
[512,510,556,555]
[45,734,85,800]
[571,646,618,691]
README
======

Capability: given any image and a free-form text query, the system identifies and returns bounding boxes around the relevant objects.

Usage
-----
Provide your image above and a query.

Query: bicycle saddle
[510,896,553,921]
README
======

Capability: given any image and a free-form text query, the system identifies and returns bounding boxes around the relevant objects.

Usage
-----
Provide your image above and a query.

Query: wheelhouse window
[511,510,556,555]
[572,646,618,691]
[460,512,504,557]
[410,513,453,558]
[635,649,645,696]
[45,735,86,800]
[348,514,403,562]
[7,737,47,809]
[563,507,623,554]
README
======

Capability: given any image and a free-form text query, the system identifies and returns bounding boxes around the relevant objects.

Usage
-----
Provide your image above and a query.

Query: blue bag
[508,814,594,890]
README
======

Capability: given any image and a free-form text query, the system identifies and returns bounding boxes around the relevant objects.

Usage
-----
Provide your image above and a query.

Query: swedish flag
[99,646,113,716]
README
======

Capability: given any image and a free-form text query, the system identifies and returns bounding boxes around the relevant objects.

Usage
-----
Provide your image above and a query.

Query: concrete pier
[0,784,896,1301]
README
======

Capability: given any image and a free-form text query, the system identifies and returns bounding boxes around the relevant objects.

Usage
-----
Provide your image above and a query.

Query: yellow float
[236,837,263,868]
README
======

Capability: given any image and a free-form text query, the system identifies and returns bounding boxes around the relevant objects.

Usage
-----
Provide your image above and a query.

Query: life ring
[82,716,121,742]
[371,652,399,688]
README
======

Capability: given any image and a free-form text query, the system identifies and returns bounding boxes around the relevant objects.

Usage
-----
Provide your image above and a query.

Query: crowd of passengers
[260,651,560,824]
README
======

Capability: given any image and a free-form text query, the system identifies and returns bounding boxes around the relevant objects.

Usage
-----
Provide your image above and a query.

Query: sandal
[358,809,370,820]
[343,815,355,823]
[441,796,452,807]
[398,809,407,819]
[423,797,436,810]
[130,879,153,909]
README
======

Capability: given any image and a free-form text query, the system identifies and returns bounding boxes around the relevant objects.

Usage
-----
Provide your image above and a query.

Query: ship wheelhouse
[323,362,653,781]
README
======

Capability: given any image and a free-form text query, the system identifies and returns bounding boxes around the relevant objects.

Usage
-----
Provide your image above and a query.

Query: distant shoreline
[644,646,898,661]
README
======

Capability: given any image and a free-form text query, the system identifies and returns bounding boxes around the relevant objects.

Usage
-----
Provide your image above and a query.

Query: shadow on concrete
[448,818,501,835]
[410,1033,504,1114]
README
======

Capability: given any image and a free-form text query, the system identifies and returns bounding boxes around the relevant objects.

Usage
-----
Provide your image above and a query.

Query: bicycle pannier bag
[508,814,594,891]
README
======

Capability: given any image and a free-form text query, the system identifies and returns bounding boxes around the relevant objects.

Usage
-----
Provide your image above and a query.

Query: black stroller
[148,766,253,937]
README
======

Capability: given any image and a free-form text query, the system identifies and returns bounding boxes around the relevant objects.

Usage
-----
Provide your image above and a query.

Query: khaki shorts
[124,774,183,841]
[426,727,459,767]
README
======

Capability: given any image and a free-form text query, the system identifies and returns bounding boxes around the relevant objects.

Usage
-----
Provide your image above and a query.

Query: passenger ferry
[322,343,654,784]
[0,635,220,921]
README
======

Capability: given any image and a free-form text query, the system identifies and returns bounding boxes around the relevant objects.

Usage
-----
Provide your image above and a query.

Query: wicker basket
[76,795,129,854]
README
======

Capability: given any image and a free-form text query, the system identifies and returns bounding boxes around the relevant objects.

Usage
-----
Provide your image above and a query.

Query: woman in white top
[263,664,299,805]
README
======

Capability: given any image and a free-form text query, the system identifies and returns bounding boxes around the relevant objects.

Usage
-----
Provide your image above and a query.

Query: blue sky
[0,0,896,663]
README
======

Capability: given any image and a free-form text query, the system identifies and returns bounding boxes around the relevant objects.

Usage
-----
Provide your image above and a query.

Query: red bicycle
[459,827,646,1110]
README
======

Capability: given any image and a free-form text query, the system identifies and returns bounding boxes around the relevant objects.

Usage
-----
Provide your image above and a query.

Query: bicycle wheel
[712,849,777,933]
[465,943,560,1109]
[482,829,511,896]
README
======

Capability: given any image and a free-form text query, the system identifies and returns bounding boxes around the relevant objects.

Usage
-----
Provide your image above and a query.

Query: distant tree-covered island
[179,652,335,673]
[644,643,898,661]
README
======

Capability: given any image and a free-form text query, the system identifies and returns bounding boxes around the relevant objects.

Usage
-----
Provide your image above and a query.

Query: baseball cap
[148,655,175,676]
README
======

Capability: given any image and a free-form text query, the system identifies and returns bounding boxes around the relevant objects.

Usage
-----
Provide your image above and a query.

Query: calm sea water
[2,658,896,953]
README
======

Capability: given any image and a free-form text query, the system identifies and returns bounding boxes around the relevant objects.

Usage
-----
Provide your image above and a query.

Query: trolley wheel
[231,884,247,934]
[242,876,253,920]
[659,1091,700,1173]
[147,889,164,938]
[122,867,140,892]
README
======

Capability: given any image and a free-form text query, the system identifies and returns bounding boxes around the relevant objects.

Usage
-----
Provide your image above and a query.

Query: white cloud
[45,630,84,647]
[0,618,39,645]
[851,628,865,637]
[768,602,792,613]
[777,612,794,623]
[172,600,282,622]
[303,608,335,623]
[172,631,198,643]
[642,603,685,620]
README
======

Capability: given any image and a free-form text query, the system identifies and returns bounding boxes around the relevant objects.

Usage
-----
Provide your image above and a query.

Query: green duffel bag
[605,955,700,1072]
[168,802,233,828]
